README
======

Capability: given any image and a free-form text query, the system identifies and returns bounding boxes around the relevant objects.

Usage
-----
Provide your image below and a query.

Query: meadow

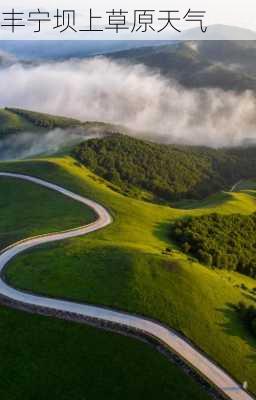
[0,164,210,400]
[0,156,255,395]
[0,177,95,250]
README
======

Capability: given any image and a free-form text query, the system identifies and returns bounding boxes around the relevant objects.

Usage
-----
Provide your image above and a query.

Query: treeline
[6,108,81,130]
[236,302,256,338]
[171,213,256,278]
[73,134,256,201]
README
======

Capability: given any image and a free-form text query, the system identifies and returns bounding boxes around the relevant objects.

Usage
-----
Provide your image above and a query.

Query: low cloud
[0,128,95,160]
[1,57,256,147]
[0,50,17,66]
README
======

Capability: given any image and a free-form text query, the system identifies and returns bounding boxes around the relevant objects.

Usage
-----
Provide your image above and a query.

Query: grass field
[0,166,210,400]
[1,156,256,395]
[0,306,210,400]
[0,177,96,250]
[0,109,44,135]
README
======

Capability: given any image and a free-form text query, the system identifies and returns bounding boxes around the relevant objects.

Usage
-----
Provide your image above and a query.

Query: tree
[171,212,256,278]
[198,250,213,267]
[181,242,191,253]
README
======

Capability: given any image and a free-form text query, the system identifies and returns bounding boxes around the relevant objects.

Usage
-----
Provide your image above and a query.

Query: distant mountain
[0,40,170,61]
[180,24,256,40]
[1,25,255,61]
[110,39,256,91]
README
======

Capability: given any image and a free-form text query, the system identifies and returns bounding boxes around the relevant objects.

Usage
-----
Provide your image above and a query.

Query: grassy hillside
[73,134,256,201]
[110,41,256,92]
[0,177,95,250]
[1,156,256,395]
[0,107,82,137]
[1,306,210,400]
[0,171,209,400]
[6,108,82,130]
[0,107,129,140]
[0,109,44,136]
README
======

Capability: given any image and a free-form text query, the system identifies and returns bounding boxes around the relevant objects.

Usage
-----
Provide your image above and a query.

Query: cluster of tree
[73,133,256,201]
[6,108,81,130]
[236,302,256,338]
[171,213,256,278]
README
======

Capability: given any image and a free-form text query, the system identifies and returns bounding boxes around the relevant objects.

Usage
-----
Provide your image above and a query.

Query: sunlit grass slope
[1,156,256,394]
[0,177,95,250]
[0,166,209,400]
[0,108,44,135]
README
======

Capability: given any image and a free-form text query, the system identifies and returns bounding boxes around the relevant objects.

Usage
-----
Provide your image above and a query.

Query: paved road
[230,181,242,192]
[0,172,254,400]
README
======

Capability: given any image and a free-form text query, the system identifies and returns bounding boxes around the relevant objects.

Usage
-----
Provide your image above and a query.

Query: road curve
[230,181,242,192]
[0,172,254,400]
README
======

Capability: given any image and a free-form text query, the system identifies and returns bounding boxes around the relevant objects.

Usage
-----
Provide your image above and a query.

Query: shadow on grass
[153,221,173,243]
[172,191,232,210]
[216,302,256,362]
[242,293,256,303]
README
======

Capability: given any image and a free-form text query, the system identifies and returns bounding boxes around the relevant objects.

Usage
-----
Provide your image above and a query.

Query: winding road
[230,181,242,192]
[0,172,254,400]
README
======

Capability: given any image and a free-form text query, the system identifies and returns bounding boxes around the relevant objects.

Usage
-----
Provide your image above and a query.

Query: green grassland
[7,107,128,134]
[1,156,256,395]
[0,109,45,136]
[6,108,82,130]
[0,165,210,400]
[0,107,129,139]
[0,306,209,400]
[0,107,83,136]
[0,177,95,250]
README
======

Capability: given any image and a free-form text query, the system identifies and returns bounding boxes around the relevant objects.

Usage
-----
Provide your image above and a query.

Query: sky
[0,0,256,40]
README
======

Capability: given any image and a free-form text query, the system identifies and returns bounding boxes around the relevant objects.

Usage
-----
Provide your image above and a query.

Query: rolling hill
[73,133,256,201]
[0,108,130,160]
[0,108,44,136]
[0,155,255,396]
[0,174,209,400]
[1,32,256,399]
[180,25,256,40]
[2,109,256,201]
[1,26,256,61]
[1,107,256,397]
[110,40,256,92]
[0,108,125,138]
[0,108,83,136]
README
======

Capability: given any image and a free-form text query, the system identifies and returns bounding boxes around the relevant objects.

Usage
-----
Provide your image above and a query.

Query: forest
[73,134,256,201]
[171,213,256,278]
